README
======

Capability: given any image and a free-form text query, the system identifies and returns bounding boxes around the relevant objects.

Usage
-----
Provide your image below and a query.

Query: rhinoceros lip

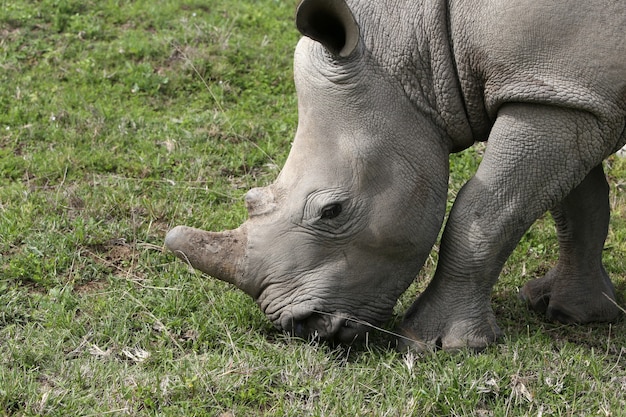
[289,311,366,343]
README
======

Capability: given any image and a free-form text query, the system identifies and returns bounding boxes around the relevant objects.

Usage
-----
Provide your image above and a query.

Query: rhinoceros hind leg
[520,165,621,323]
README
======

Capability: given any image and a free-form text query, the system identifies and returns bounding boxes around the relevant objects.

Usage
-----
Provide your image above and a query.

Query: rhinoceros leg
[398,104,623,352]
[520,164,621,323]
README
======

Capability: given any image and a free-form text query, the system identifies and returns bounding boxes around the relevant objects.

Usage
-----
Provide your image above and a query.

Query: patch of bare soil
[74,278,108,294]
[86,239,138,276]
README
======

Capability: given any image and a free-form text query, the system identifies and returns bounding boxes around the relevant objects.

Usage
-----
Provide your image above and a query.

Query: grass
[1,0,625,415]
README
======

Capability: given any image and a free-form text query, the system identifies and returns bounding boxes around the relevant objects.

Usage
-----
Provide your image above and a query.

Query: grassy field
[1,0,625,415]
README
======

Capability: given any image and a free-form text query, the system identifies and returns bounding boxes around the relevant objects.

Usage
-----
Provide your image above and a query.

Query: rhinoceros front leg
[398,103,621,351]
[520,164,620,323]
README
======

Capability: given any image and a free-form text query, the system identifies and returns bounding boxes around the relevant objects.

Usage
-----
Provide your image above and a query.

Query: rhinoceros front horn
[165,225,251,295]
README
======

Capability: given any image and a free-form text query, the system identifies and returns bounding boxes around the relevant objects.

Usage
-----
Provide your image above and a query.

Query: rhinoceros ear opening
[296,0,359,58]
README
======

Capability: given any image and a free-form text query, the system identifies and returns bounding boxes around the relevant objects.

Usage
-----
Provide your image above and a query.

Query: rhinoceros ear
[296,0,359,58]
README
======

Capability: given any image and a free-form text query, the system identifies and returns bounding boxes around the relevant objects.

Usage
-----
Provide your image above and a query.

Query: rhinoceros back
[452,0,626,133]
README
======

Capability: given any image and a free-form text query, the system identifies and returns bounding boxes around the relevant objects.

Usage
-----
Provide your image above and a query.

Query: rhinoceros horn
[164,225,250,295]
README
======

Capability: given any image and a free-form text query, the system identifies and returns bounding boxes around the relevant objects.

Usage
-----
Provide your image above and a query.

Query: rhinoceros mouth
[286,311,370,343]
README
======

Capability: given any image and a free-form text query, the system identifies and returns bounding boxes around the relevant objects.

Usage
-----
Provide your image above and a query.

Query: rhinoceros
[165,0,626,351]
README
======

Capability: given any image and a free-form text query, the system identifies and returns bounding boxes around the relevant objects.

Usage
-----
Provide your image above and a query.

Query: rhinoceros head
[165,0,450,343]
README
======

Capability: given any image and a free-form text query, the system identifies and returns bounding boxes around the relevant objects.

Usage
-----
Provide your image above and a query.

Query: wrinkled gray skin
[165,0,626,350]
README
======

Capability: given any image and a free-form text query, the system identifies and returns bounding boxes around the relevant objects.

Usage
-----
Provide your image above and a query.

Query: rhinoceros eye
[320,203,342,220]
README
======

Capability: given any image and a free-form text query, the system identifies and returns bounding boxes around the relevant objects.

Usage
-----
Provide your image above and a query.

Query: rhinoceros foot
[520,265,622,324]
[396,291,503,353]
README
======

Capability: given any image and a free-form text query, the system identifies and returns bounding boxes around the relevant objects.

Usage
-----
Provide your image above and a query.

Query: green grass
[1,1,625,415]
